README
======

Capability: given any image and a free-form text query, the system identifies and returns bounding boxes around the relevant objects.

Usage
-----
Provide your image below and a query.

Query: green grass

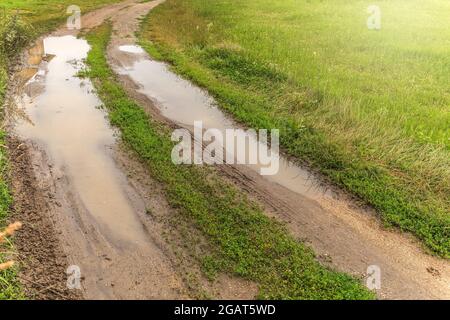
[0,133,23,300]
[82,23,375,300]
[138,0,450,257]
[0,0,122,301]
[0,10,31,301]
[0,0,122,33]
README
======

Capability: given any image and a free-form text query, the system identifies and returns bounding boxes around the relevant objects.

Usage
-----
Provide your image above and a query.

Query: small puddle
[16,36,148,247]
[114,45,330,199]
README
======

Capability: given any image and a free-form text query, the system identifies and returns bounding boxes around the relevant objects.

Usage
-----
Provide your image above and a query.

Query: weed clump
[0,222,22,271]
[0,13,34,62]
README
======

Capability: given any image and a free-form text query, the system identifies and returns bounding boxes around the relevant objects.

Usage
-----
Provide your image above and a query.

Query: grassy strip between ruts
[83,22,374,299]
[138,0,450,258]
[0,0,122,300]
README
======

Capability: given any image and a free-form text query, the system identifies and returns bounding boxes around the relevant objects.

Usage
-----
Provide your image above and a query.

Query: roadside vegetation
[139,0,450,257]
[82,23,375,299]
[0,134,22,300]
[0,0,121,301]
[0,9,34,302]
[0,0,122,34]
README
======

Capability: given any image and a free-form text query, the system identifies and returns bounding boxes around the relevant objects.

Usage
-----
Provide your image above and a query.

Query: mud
[8,138,82,300]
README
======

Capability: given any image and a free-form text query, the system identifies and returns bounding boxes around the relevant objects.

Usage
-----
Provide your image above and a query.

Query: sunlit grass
[0,0,122,32]
[141,0,450,257]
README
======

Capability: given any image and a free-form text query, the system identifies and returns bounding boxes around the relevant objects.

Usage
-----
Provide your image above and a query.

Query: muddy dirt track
[5,0,449,299]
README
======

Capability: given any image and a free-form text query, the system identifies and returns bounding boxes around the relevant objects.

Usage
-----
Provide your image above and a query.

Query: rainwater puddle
[16,36,148,246]
[114,45,331,199]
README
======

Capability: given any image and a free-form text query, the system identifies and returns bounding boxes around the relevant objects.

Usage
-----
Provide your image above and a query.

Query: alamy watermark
[67,5,81,30]
[367,5,381,30]
[66,265,81,290]
[171,121,280,176]
[366,265,381,290]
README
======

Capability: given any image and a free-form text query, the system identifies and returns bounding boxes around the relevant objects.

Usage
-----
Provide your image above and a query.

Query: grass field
[139,0,450,257]
[0,0,120,300]
[82,23,374,299]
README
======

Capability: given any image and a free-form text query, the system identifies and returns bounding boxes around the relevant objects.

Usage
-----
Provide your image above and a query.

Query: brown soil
[7,138,82,300]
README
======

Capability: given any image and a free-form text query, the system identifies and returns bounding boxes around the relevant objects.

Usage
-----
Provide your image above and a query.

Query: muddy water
[16,36,148,247]
[114,46,331,199]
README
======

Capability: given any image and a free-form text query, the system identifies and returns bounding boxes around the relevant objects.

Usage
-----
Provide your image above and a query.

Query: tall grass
[0,11,34,106]
[140,0,450,257]
[0,13,34,60]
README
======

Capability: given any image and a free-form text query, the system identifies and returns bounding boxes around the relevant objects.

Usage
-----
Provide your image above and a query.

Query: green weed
[138,0,450,257]
[83,23,375,300]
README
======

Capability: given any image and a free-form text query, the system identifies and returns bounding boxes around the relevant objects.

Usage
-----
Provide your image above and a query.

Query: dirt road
[6,0,449,299]
[8,0,254,299]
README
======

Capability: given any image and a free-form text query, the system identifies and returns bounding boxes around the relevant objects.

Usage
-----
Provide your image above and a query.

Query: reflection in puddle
[115,45,330,199]
[118,45,145,54]
[16,36,148,246]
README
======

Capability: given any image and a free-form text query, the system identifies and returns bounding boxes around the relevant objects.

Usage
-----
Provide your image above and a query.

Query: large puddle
[16,36,148,246]
[115,45,330,199]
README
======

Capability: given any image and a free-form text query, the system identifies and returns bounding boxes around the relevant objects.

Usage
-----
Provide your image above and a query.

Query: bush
[0,13,34,61]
